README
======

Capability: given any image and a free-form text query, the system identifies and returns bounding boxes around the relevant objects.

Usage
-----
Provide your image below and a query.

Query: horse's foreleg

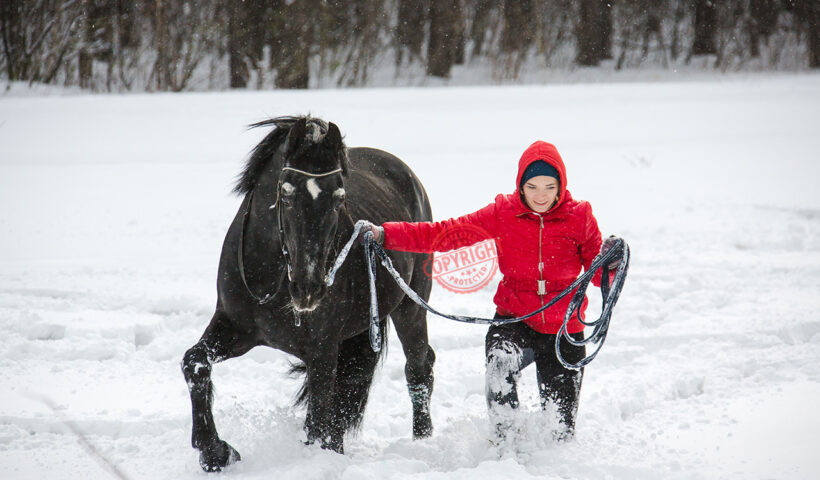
[181,311,255,471]
[303,346,342,452]
[331,330,380,438]
[392,297,436,439]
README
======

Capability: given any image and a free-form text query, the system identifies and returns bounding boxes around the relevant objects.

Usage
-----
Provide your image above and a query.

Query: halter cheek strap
[276,166,343,282]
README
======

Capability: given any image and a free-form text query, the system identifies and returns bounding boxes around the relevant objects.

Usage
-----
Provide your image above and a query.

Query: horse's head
[278,118,348,312]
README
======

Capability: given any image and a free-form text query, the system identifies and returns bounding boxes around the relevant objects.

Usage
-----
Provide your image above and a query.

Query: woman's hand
[599,235,620,270]
[358,221,384,245]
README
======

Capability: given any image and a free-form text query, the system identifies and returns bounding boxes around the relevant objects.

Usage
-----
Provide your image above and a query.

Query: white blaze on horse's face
[306,178,321,200]
[281,182,295,196]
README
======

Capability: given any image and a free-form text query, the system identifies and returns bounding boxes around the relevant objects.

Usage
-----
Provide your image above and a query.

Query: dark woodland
[2,0,818,91]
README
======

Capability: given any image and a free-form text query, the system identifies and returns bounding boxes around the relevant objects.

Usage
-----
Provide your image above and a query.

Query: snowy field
[1,75,819,480]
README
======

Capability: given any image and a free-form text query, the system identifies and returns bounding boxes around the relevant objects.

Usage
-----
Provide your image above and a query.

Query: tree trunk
[811,4,820,68]
[228,0,249,88]
[396,0,426,65]
[670,0,686,60]
[152,0,169,90]
[575,0,610,66]
[79,0,93,89]
[692,0,718,55]
[116,0,138,49]
[469,0,493,59]
[0,0,15,81]
[427,0,460,78]
[274,0,313,88]
[453,0,465,65]
[501,0,534,54]
[791,0,820,68]
[601,0,613,60]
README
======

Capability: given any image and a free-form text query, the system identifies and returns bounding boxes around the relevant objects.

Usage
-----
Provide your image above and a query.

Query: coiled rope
[326,220,630,370]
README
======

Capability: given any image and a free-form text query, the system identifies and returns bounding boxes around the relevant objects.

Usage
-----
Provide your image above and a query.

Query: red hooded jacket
[383,141,604,334]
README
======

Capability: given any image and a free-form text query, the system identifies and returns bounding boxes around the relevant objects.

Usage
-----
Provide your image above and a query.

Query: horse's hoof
[198,440,241,472]
[305,436,344,454]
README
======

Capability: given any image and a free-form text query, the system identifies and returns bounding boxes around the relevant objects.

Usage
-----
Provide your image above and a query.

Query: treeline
[2,0,818,92]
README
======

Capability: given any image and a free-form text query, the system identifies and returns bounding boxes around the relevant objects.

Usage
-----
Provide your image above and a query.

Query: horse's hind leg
[328,329,380,451]
[392,277,436,438]
[181,310,256,472]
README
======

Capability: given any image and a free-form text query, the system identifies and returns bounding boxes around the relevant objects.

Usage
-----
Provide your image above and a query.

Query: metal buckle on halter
[537,280,546,295]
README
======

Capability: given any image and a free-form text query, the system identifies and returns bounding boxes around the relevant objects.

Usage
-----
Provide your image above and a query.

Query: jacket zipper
[537,216,545,323]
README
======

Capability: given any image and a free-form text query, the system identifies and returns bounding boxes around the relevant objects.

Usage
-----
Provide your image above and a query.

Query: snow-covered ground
[1,75,819,480]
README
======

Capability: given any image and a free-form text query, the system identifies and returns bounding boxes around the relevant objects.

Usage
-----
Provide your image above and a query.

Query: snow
[1,74,820,479]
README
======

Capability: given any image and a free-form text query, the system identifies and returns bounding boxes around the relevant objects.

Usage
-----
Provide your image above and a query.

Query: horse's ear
[326,122,348,175]
[326,122,342,149]
[287,118,307,152]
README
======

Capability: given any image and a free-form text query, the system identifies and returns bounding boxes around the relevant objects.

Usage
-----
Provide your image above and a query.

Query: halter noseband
[275,166,344,286]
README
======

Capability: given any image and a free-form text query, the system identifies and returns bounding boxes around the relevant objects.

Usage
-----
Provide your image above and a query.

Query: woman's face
[521,175,559,213]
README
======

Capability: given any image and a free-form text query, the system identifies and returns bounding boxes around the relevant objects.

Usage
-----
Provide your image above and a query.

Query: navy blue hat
[520,160,560,189]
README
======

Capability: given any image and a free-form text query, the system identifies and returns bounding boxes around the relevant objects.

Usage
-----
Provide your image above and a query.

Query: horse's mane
[233,115,347,195]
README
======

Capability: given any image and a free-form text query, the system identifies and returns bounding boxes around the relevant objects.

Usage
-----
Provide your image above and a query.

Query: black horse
[181,116,436,471]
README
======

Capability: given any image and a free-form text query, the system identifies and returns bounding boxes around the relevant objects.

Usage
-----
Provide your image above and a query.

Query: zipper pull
[537,280,546,295]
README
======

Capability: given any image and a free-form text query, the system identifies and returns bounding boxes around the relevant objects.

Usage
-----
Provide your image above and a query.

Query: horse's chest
[255,307,365,359]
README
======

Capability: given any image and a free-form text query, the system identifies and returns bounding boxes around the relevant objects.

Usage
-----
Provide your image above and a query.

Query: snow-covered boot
[486,340,523,443]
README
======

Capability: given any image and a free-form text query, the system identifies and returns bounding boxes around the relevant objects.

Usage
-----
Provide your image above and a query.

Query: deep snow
[1,75,819,480]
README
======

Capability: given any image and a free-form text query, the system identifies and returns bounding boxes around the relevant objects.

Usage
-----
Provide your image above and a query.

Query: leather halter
[237,165,344,307]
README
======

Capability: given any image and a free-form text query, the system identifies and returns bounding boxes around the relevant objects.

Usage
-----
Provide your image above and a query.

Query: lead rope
[327,220,630,369]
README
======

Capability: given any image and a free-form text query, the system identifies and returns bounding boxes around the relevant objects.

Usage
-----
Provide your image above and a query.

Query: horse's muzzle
[289,280,327,312]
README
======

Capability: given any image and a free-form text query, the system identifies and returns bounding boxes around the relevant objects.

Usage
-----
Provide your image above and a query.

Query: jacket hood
[514,141,568,213]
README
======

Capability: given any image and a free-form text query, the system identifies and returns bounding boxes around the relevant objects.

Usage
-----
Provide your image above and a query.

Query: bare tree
[640,0,666,66]
[669,0,688,61]
[691,0,718,56]
[468,0,496,59]
[1,0,82,85]
[227,0,249,88]
[495,0,534,77]
[3,0,818,91]
[788,0,820,67]
[336,0,386,86]
[575,0,612,66]
[747,0,779,58]
[79,0,115,90]
[427,0,463,78]
[396,0,427,65]
[501,0,534,55]
[148,0,221,91]
[271,0,317,89]
[531,0,575,68]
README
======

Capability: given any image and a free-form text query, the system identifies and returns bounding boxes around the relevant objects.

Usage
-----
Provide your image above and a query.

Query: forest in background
[2,0,819,92]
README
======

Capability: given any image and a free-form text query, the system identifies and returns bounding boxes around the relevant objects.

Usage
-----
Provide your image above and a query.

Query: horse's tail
[289,319,388,431]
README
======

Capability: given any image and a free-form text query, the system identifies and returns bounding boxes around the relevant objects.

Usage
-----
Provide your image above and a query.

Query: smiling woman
[520,161,561,213]
[370,140,614,444]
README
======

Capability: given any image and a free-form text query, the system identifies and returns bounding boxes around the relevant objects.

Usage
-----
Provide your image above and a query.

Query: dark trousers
[485,316,586,433]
